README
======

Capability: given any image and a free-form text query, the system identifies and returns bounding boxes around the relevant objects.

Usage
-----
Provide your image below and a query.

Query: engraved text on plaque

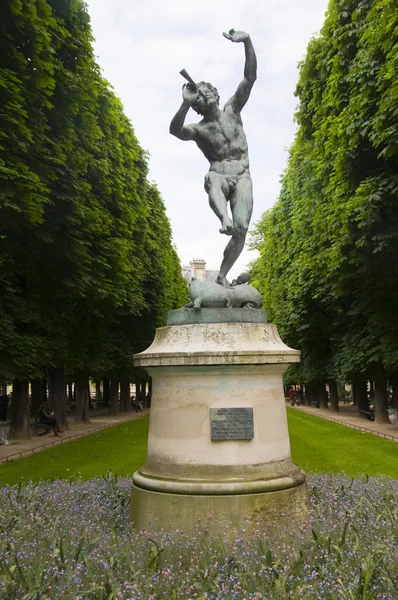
[210,407,254,440]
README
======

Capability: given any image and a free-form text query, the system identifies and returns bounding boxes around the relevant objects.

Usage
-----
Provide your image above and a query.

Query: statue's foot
[216,275,230,288]
[219,220,234,236]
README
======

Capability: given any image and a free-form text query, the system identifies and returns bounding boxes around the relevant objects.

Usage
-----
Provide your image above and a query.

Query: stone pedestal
[132,309,307,538]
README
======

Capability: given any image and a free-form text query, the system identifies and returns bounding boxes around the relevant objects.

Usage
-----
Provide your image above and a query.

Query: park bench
[30,417,51,436]
[360,409,375,421]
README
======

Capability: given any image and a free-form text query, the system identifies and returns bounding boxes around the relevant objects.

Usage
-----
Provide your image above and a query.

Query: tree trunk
[120,379,131,412]
[139,380,146,406]
[337,382,346,403]
[319,382,328,409]
[352,376,368,417]
[103,376,110,406]
[31,377,47,417]
[1,382,7,396]
[47,366,68,428]
[67,382,74,404]
[95,380,101,406]
[145,377,152,407]
[313,380,328,408]
[143,380,149,407]
[373,367,389,423]
[308,383,317,407]
[9,379,30,439]
[304,384,312,406]
[390,377,398,409]
[351,380,358,410]
[88,381,94,410]
[88,379,93,410]
[75,372,90,423]
[296,387,304,403]
[329,380,339,412]
[135,380,141,405]
[109,377,119,415]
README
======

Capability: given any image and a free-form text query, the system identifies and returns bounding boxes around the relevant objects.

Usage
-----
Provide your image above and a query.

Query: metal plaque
[210,407,254,441]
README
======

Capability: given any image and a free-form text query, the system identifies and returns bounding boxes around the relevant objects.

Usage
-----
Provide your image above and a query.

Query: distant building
[182,258,218,283]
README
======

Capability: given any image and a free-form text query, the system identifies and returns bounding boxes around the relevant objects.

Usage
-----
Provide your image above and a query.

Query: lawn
[0,416,149,486]
[287,408,398,478]
[0,408,397,486]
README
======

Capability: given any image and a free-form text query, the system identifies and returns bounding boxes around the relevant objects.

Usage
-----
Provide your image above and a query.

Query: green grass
[0,417,149,486]
[0,409,397,486]
[287,407,398,478]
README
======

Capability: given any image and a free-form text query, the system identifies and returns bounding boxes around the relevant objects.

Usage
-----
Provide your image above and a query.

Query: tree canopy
[250,0,398,421]
[0,0,187,427]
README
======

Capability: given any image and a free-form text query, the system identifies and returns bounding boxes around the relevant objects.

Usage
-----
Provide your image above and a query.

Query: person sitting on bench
[38,402,63,437]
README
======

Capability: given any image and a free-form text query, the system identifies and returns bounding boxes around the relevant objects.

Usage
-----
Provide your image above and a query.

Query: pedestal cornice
[134,322,300,368]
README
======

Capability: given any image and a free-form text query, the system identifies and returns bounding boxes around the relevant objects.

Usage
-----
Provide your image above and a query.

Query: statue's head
[192,82,220,115]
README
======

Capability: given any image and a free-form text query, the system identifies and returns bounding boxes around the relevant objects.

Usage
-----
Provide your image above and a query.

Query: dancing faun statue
[170,29,257,288]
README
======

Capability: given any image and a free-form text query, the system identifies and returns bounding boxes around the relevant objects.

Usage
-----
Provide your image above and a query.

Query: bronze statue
[170,29,257,287]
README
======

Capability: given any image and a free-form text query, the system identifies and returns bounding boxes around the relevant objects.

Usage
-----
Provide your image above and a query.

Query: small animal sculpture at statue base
[186,276,262,310]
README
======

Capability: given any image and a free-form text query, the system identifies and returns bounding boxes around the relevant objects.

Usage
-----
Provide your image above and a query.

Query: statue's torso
[194,108,249,176]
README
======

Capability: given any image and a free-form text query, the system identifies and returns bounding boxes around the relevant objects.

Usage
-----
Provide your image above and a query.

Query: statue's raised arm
[223,29,257,114]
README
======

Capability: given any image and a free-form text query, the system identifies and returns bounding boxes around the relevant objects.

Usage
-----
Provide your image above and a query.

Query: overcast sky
[85,0,329,279]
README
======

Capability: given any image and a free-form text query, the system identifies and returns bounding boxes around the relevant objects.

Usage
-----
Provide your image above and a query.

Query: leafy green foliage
[0,0,187,389]
[251,0,398,390]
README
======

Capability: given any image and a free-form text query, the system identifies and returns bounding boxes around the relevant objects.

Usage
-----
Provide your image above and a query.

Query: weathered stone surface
[131,321,306,538]
[134,458,305,495]
[131,481,309,541]
[134,322,300,367]
[133,363,297,476]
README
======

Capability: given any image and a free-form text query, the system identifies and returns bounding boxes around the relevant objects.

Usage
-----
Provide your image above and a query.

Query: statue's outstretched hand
[182,83,198,105]
[223,29,249,43]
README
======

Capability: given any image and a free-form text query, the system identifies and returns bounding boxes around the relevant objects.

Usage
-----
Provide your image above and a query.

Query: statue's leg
[204,172,234,235]
[216,175,253,287]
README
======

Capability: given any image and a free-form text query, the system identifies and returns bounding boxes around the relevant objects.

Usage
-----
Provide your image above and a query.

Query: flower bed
[0,474,397,599]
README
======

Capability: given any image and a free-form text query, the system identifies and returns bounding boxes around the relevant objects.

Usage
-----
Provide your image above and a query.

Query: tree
[251,0,398,423]
[0,0,187,434]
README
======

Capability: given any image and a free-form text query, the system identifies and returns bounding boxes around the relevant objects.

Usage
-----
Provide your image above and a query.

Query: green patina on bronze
[167,307,267,326]
[170,30,257,288]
